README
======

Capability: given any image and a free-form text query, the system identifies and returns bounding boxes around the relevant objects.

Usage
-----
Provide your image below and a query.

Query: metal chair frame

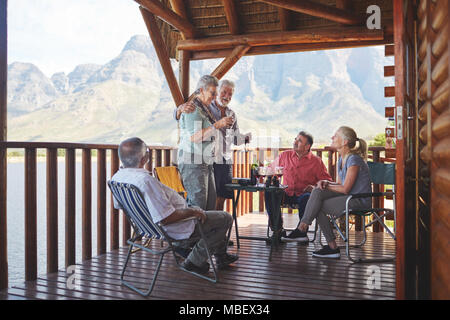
[324,162,396,263]
[108,181,217,297]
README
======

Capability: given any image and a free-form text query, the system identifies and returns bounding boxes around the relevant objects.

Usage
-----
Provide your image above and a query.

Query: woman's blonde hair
[337,126,368,160]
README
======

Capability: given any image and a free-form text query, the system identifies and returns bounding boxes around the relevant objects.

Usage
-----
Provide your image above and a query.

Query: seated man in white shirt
[111,137,238,274]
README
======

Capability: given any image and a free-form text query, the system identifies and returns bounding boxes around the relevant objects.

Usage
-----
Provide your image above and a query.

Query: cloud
[8,0,148,76]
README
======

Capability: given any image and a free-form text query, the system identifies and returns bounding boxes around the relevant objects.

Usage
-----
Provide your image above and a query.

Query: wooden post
[372,150,383,232]
[82,149,92,261]
[140,7,185,107]
[179,50,190,101]
[136,0,196,38]
[394,0,406,300]
[223,0,240,35]
[25,148,37,281]
[46,148,58,273]
[110,149,120,251]
[97,149,107,256]
[0,0,7,290]
[65,149,76,268]
[177,27,383,51]
[211,45,251,80]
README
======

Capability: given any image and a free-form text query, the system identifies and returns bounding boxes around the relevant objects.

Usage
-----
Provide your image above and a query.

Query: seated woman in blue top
[299,126,371,259]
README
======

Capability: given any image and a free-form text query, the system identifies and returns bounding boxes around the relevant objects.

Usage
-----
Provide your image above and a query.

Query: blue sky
[8,0,148,76]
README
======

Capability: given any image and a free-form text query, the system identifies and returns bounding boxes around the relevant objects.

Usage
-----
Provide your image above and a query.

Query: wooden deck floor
[0,213,396,300]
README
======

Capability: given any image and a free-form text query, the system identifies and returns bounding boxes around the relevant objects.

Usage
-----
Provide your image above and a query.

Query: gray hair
[118,137,146,168]
[219,79,235,92]
[195,75,219,94]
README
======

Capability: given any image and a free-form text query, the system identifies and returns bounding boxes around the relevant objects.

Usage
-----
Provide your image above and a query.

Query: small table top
[225,183,287,192]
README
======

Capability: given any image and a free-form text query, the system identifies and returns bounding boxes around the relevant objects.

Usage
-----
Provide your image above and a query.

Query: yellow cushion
[154,166,186,198]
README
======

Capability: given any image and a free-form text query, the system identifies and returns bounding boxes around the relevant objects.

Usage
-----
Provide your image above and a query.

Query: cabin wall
[417,0,450,299]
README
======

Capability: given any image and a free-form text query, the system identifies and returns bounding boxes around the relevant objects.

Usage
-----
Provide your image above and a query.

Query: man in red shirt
[266,131,332,242]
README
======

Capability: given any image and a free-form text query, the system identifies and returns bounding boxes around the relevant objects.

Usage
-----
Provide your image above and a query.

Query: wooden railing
[0,141,394,290]
[0,141,175,289]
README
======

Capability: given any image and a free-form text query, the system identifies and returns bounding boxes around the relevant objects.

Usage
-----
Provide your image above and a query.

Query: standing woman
[178,75,233,210]
[299,126,372,258]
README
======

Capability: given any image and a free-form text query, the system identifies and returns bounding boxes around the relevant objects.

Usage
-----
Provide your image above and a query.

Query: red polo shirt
[270,150,332,197]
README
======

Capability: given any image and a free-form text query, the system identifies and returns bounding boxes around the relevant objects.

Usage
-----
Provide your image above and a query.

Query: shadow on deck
[0,213,396,300]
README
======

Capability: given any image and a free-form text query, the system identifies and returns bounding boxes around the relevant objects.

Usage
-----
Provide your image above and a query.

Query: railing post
[0,145,6,289]
[110,149,120,251]
[164,148,171,166]
[97,149,106,255]
[65,148,76,268]
[25,148,37,281]
[46,148,58,273]
[82,149,92,261]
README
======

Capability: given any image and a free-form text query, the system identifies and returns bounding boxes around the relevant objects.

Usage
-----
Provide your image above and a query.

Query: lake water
[6,159,119,285]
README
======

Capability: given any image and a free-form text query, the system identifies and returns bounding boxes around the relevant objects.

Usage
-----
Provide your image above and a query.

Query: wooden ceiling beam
[168,0,190,39]
[222,0,240,35]
[211,45,251,79]
[278,8,291,31]
[257,0,363,25]
[136,0,196,39]
[177,26,384,51]
[140,7,184,106]
[190,37,393,60]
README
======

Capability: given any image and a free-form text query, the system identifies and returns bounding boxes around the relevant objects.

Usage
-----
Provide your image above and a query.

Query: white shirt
[111,167,195,240]
[209,100,247,162]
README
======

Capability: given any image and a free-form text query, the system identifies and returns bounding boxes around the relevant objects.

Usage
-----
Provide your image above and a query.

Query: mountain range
[7,35,392,147]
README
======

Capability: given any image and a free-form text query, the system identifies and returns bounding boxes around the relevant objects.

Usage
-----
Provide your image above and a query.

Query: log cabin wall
[417,0,450,299]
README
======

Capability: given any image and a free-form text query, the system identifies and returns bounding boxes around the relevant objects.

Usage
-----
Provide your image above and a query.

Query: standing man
[175,79,251,211]
[267,131,332,242]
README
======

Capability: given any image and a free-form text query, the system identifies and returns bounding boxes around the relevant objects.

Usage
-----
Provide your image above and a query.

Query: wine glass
[275,166,284,185]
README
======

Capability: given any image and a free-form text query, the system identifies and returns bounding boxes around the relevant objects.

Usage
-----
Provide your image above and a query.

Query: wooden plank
[0,0,7,290]
[110,150,120,251]
[385,106,395,118]
[65,149,76,268]
[1,213,396,301]
[178,49,190,101]
[136,0,196,38]
[25,148,37,281]
[46,148,58,273]
[190,38,393,60]
[82,149,92,261]
[385,127,395,138]
[385,44,395,56]
[0,146,6,289]
[385,86,396,97]
[177,26,384,51]
[384,65,395,77]
[211,45,251,80]
[0,0,6,142]
[140,8,185,107]
[222,0,240,35]
[393,0,405,300]
[97,149,107,256]
[278,7,291,31]
[257,0,363,25]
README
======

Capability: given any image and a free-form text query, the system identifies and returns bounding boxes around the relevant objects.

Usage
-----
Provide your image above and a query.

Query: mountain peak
[121,35,155,59]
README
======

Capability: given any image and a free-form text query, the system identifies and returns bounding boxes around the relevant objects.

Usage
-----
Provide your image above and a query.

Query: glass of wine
[275,166,284,185]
